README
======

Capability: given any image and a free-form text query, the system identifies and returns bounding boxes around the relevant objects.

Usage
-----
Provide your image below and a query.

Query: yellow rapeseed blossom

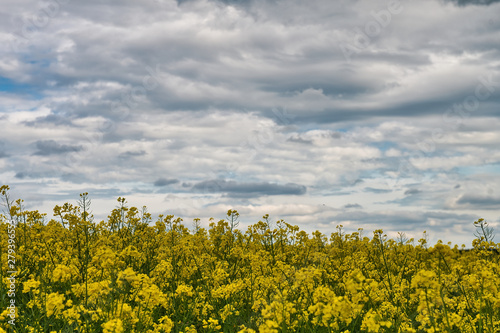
[22,277,41,294]
[117,267,137,285]
[152,315,174,332]
[183,325,198,333]
[237,325,256,333]
[46,292,66,317]
[176,284,194,297]
[102,318,124,333]
[62,305,81,325]
[52,264,74,283]
[202,318,221,330]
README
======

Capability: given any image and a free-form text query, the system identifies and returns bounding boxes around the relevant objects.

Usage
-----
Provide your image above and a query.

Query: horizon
[0,185,493,248]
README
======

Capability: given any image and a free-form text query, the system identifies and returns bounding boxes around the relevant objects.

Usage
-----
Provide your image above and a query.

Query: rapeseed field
[1,186,499,332]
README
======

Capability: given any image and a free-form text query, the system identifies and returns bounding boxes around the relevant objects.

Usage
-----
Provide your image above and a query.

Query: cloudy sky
[1,0,500,245]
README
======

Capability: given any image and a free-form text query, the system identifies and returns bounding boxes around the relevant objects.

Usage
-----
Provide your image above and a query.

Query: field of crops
[1,189,499,332]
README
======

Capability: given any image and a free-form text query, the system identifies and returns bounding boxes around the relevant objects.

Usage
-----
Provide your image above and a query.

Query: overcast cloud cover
[1,0,500,245]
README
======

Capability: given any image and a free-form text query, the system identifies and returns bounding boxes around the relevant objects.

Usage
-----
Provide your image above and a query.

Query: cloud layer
[192,180,307,197]
[1,0,499,245]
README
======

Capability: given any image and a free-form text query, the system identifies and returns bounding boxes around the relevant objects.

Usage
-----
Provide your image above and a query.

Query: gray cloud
[14,172,26,179]
[0,141,7,158]
[446,0,500,6]
[456,194,500,209]
[330,210,478,233]
[350,179,364,186]
[404,188,421,196]
[287,135,313,145]
[154,178,180,187]
[343,203,363,209]
[192,180,307,197]
[32,140,83,156]
[23,114,75,127]
[2,0,499,127]
[119,150,147,159]
[364,187,392,194]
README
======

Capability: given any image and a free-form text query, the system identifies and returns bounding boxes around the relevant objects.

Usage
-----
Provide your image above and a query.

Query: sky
[1,0,500,246]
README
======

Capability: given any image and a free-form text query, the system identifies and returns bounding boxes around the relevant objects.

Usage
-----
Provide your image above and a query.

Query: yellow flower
[183,325,197,333]
[102,318,124,333]
[46,292,66,317]
[361,309,392,333]
[153,315,174,332]
[52,264,73,282]
[258,319,279,333]
[175,284,194,297]
[62,305,81,325]
[202,318,221,330]
[118,267,137,285]
[0,309,9,320]
[221,304,239,322]
[23,278,41,294]
[238,325,256,333]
